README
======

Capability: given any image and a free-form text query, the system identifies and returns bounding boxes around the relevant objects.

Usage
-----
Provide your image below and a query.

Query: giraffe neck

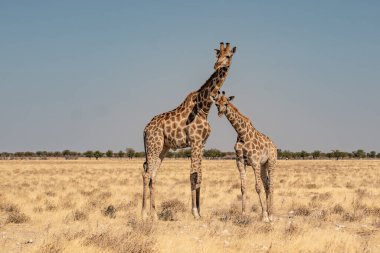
[225,102,254,136]
[195,67,229,118]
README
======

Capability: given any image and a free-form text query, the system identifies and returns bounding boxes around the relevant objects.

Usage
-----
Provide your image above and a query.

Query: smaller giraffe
[212,91,277,222]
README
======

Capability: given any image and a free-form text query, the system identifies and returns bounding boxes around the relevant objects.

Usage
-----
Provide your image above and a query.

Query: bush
[6,211,30,224]
[72,209,88,221]
[293,206,311,216]
[102,205,117,218]
[158,199,186,221]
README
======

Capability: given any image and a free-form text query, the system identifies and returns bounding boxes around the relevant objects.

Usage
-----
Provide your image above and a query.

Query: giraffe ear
[228,96,235,101]
[214,49,220,55]
[231,47,236,54]
[210,95,216,102]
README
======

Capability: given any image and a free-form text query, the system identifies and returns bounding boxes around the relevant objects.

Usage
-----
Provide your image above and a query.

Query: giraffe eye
[226,56,231,59]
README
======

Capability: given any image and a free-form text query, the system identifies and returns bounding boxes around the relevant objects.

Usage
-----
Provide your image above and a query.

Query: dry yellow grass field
[0,159,379,253]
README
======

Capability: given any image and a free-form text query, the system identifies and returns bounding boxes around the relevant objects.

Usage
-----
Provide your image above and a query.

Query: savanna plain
[0,159,379,253]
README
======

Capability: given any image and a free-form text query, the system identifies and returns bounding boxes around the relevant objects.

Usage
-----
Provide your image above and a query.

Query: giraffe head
[211,91,235,117]
[214,42,237,70]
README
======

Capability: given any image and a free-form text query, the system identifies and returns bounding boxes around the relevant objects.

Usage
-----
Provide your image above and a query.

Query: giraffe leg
[251,161,269,222]
[266,159,276,221]
[142,161,150,221]
[142,156,160,221]
[149,146,169,221]
[260,163,271,221]
[235,144,247,213]
[190,143,203,219]
[237,159,247,214]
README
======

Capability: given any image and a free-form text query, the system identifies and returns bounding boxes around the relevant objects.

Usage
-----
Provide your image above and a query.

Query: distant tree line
[277,149,380,160]
[1,148,379,160]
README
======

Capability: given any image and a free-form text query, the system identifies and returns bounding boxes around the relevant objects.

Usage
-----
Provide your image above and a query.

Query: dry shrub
[124,192,142,209]
[316,192,332,201]
[251,204,259,213]
[84,227,156,253]
[6,211,30,224]
[284,222,298,236]
[102,205,117,218]
[355,188,367,198]
[65,209,88,222]
[305,183,318,189]
[36,241,63,253]
[0,200,20,213]
[62,229,87,241]
[332,204,345,214]
[363,207,380,217]
[45,190,56,197]
[230,182,240,190]
[294,205,311,216]
[232,213,253,227]
[254,223,274,234]
[44,200,57,211]
[87,191,112,208]
[345,182,355,189]
[212,203,240,222]
[59,197,76,209]
[342,212,357,222]
[158,199,186,221]
[33,206,44,213]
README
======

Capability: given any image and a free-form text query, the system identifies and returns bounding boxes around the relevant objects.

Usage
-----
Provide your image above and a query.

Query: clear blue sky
[1,1,379,152]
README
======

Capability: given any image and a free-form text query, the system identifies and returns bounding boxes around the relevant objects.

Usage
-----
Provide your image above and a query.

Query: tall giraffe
[142,42,237,220]
[212,91,277,222]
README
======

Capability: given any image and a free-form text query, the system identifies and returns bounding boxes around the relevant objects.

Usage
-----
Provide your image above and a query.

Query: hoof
[192,208,201,219]
[142,211,149,221]
[262,212,270,223]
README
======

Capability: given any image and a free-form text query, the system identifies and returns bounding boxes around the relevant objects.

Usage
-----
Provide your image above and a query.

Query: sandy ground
[0,159,379,253]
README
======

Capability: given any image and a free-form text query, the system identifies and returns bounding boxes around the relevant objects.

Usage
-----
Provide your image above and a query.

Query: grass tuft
[158,199,186,221]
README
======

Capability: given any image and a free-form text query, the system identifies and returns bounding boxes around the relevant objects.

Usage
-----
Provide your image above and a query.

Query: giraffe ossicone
[142,42,237,220]
[213,91,277,222]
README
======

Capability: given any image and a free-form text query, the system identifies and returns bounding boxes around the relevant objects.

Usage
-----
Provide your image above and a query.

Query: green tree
[352,149,366,159]
[166,151,175,158]
[84,150,94,159]
[93,150,103,160]
[377,153,380,159]
[368,151,376,158]
[106,150,114,158]
[62,150,71,158]
[117,151,125,158]
[204,149,223,159]
[277,149,283,158]
[311,150,321,159]
[182,149,192,159]
[300,150,309,160]
[281,150,292,160]
[126,148,136,159]
[331,150,342,160]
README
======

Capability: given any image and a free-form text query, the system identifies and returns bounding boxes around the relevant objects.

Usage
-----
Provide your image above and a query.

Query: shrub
[102,205,117,218]
[332,204,345,214]
[72,209,88,221]
[158,199,186,221]
[84,227,156,253]
[6,211,30,224]
[232,214,253,227]
[293,206,311,216]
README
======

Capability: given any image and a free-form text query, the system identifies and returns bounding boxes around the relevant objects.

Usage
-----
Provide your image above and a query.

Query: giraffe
[211,91,277,222]
[142,42,237,220]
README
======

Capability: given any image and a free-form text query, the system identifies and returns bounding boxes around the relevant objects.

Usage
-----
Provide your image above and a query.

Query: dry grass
[0,159,379,253]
